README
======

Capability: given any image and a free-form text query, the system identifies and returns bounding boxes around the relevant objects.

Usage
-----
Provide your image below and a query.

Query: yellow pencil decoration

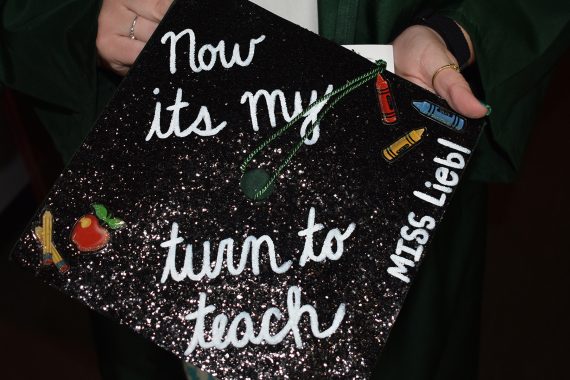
[34,211,70,273]
[382,128,426,162]
[43,211,52,265]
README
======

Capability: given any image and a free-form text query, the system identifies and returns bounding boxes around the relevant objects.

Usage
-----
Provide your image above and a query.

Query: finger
[98,3,135,38]
[99,5,157,42]
[97,34,146,76]
[398,73,432,92]
[433,68,488,119]
[130,15,159,42]
[126,0,173,23]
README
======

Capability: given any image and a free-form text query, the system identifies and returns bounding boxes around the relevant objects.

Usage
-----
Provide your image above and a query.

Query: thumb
[433,68,489,119]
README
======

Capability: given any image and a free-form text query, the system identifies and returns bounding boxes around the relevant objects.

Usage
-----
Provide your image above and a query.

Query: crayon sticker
[412,100,465,132]
[382,128,426,163]
[375,73,398,125]
[71,203,125,252]
[34,210,70,273]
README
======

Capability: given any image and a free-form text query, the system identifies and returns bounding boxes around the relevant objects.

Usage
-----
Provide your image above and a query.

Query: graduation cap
[12,0,485,378]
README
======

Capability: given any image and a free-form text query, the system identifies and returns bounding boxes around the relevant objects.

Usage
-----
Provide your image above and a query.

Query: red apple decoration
[71,204,124,252]
[71,214,110,251]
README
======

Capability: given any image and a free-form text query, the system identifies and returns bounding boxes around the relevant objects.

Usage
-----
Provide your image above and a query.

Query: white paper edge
[342,45,395,73]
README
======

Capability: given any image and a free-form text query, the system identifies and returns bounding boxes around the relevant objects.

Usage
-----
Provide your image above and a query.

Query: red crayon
[375,73,398,125]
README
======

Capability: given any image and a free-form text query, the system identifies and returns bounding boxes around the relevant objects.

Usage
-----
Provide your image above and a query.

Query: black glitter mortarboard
[12,0,485,378]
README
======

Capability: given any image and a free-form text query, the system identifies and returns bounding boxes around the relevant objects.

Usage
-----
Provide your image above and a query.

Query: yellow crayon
[382,128,426,162]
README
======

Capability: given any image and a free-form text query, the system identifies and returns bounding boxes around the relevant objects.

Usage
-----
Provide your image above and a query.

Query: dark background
[1,49,568,379]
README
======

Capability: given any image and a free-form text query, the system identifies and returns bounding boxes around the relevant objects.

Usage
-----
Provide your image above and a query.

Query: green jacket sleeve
[319,0,570,182]
[0,0,115,162]
[442,1,569,181]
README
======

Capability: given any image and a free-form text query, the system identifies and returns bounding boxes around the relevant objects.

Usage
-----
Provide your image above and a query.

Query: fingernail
[479,100,492,116]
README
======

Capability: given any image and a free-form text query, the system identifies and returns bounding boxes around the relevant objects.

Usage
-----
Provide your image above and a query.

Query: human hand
[97,0,173,76]
[392,24,489,118]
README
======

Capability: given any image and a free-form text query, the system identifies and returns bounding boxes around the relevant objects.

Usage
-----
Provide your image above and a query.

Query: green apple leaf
[92,203,108,220]
[106,217,125,230]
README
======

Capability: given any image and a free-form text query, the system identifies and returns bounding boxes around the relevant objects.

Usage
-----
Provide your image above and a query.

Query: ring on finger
[129,15,138,40]
[431,63,460,89]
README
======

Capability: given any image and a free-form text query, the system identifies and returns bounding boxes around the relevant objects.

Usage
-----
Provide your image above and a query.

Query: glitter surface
[11,0,485,378]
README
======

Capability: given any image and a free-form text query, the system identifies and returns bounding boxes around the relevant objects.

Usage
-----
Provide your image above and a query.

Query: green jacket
[1,0,569,181]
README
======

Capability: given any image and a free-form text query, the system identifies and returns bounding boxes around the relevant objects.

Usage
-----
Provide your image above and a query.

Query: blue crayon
[412,100,465,131]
